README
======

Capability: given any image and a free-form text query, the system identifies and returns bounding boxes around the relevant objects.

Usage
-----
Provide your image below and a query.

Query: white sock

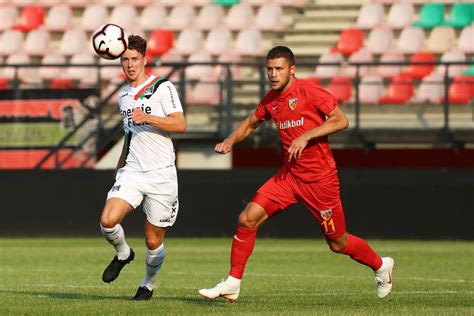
[100,223,130,260]
[226,275,241,287]
[140,244,165,290]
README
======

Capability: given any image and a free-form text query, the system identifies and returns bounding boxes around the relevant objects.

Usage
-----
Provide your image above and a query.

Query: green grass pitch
[0,238,472,315]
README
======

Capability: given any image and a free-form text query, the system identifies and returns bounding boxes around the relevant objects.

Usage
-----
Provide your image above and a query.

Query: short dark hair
[266,46,295,66]
[127,35,147,56]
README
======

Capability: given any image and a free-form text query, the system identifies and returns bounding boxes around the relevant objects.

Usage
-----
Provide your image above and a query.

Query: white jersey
[118,75,183,171]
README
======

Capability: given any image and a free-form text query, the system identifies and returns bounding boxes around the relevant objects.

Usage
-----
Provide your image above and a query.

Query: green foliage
[0,238,472,315]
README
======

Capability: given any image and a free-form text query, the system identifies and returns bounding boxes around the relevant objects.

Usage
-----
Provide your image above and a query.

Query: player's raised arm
[215,112,262,154]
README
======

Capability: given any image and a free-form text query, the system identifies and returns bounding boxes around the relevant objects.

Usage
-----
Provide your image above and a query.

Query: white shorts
[107,166,179,227]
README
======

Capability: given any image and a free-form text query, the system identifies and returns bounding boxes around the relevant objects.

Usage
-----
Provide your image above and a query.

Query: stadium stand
[0,0,473,169]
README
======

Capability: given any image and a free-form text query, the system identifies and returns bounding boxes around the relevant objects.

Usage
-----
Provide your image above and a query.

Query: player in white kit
[99,35,186,300]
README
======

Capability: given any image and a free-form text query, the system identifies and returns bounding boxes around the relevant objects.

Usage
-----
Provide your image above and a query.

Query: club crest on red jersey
[320,209,332,221]
[288,98,298,110]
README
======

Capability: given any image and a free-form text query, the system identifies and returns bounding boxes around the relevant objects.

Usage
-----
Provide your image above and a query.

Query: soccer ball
[92,24,128,60]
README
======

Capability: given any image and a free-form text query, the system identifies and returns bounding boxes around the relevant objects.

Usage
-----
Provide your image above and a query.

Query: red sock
[229,226,257,279]
[343,234,383,270]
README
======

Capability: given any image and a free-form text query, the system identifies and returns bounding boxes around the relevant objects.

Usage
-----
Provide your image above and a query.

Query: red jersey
[254,78,338,183]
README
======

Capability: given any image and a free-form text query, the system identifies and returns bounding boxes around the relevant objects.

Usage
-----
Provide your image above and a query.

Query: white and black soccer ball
[92,24,128,60]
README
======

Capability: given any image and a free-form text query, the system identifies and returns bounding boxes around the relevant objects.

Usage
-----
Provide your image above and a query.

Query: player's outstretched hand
[131,108,148,125]
[215,141,233,155]
[288,134,308,162]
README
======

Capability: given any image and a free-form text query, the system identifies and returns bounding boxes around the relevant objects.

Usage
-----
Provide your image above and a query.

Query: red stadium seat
[0,77,8,90]
[379,75,414,104]
[444,76,474,104]
[11,5,44,32]
[327,76,353,104]
[147,30,174,58]
[331,28,364,56]
[48,78,75,89]
[399,52,436,79]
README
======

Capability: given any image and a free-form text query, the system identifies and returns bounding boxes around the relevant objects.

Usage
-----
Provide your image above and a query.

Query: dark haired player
[199,46,393,302]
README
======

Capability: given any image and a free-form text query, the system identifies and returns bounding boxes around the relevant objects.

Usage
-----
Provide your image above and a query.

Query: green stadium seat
[443,3,473,28]
[413,3,445,29]
[212,0,240,6]
[463,57,474,77]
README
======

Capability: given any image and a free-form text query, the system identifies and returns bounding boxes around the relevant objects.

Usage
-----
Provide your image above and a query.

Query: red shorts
[251,168,346,239]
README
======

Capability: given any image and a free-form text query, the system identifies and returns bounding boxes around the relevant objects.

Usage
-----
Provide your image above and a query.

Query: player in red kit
[198,46,394,302]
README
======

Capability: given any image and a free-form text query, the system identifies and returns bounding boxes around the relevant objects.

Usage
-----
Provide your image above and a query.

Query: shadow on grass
[0,290,233,306]
[0,290,130,300]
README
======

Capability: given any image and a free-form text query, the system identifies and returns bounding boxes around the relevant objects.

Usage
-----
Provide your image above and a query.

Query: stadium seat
[354,3,384,29]
[205,27,233,56]
[327,76,353,104]
[0,30,24,57]
[341,49,374,78]
[212,0,240,6]
[379,75,414,104]
[190,80,221,105]
[81,3,108,32]
[126,0,153,6]
[255,3,283,31]
[196,4,224,30]
[312,51,343,78]
[463,57,474,77]
[412,72,444,104]
[387,3,414,29]
[443,3,473,28]
[365,27,393,55]
[214,52,243,80]
[99,58,123,81]
[412,3,445,28]
[109,4,138,31]
[332,28,364,56]
[188,0,212,6]
[400,51,436,79]
[436,49,466,78]
[39,53,67,80]
[0,5,18,31]
[59,28,88,56]
[377,51,404,78]
[4,53,35,83]
[358,75,383,104]
[444,76,474,104]
[426,26,456,54]
[49,78,75,89]
[185,51,214,80]
[458,24,474,54]
[174,29,204,55]
[24,27,50,56]
[147,30,174,57]
[138,5,167,31]
[0,77,9,90]
[159,0,183,7]
[153,49,184,81]
[234,28,263,56]
[12,5,45,32]
[66,53,97,81]
[225,3,254,31]
[44,4,72,32]
[396,27,426,54]
[167,3,195,30]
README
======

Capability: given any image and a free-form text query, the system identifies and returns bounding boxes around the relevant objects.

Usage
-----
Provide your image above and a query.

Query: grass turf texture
[0,238,472,315]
